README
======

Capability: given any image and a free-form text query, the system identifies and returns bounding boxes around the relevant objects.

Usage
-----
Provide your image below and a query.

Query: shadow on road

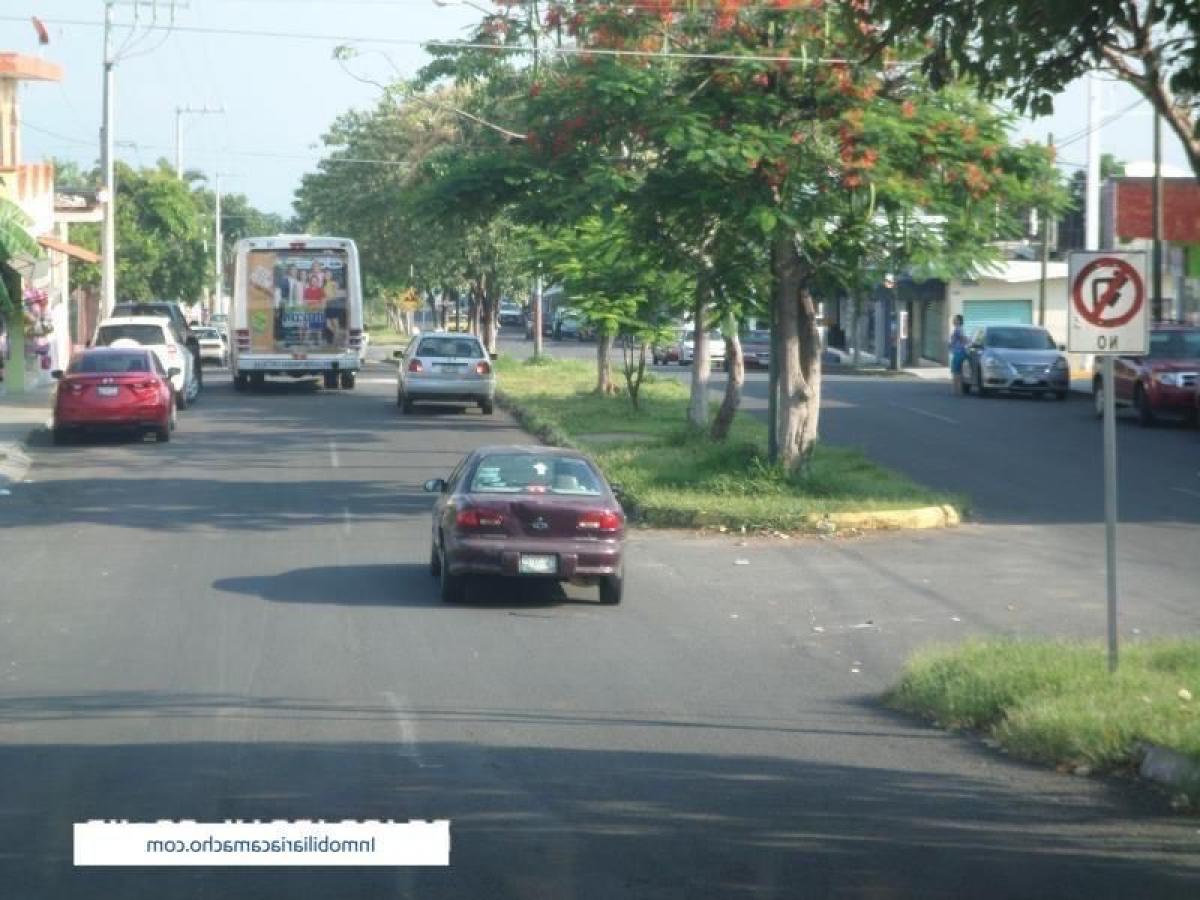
[0,735,1196,899]
[213,563,590,609]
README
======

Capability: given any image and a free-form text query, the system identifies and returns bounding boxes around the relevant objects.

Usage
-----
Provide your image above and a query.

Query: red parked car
[424,446,626,604]
[1094,325,1200,426]
[52,347,178,444]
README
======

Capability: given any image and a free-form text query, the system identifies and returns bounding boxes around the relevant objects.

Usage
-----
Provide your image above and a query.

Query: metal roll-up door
[962,299,1032,335]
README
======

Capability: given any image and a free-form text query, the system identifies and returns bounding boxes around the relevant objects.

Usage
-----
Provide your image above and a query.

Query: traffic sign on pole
[1067,251,1148,354]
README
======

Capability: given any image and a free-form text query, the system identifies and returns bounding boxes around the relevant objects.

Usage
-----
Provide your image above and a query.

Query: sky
[2,2,1193,218]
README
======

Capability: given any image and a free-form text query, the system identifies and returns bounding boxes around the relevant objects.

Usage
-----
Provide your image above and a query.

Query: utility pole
[1085,73,1101,250]
[175,105,223,178]
[100,0,116,318]
[1038,133,1054,328]
[99,0,189,317]
[1152,111,1164,322]
[213,172,222,319]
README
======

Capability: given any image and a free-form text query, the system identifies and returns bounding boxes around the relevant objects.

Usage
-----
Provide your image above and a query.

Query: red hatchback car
[425,446,626,604]
[1094,325,1200,426]
[52,347,178,444]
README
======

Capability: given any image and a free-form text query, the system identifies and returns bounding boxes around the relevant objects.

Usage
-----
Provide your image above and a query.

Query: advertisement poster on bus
[245,249,350,353]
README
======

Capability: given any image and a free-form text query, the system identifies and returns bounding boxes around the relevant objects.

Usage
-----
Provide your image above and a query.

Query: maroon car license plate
[519,554,558,575]
[97,386,119,397]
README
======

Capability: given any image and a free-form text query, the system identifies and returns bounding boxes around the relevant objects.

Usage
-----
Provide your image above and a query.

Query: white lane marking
[355,376,398,385]
[1171,487,1200,500]
[343,506,353,535]
[328,439,340,469]
[891,404,959,425]
[382,690,429,766]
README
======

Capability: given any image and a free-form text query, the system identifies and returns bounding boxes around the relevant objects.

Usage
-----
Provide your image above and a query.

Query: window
[986,327,1055,350]
[95,324,169,347]
[469,453,604,495]
[418,337,484,359]
[70,352,152,374]
[1148,330,1200,360]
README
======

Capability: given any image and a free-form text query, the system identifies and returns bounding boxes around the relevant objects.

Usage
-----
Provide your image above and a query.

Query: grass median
[886,639,1200,794]
[494,355,963,532]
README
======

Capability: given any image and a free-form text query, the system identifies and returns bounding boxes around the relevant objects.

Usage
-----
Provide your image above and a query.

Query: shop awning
[37,234,101,264]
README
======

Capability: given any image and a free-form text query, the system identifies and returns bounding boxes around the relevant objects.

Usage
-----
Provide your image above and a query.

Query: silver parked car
[396,332,496,415]
[963,324,1069,400]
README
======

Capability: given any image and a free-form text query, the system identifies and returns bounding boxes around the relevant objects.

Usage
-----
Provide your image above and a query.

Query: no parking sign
[1067,251,1148,354]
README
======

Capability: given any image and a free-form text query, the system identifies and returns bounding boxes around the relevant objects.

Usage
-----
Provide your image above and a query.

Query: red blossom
[900,99,917,119]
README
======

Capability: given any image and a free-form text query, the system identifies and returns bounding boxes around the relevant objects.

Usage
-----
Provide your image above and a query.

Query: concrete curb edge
[1136,742,1200,801]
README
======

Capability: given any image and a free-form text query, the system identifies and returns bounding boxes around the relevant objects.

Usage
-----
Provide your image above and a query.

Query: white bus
[230,235,364,390]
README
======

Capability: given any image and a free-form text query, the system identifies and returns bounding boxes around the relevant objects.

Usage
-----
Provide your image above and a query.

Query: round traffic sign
[1071,257,1145,328]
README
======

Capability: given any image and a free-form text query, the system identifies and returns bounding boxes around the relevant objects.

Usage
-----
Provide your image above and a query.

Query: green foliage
[887,639,1200,785]
[870,0,1200,173]
[0,199,42,312]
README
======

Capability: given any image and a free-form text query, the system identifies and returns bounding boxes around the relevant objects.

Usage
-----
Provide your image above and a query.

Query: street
[0,351,1197,899]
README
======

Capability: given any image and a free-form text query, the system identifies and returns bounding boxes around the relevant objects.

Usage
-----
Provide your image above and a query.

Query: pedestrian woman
[948,314,969,395]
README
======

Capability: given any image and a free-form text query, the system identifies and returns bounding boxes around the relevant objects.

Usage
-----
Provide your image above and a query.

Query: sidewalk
[0,382,54,486]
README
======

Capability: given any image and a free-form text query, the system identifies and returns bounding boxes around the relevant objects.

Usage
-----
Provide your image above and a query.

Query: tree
[71,161,210,301]
[869,0,1200,174]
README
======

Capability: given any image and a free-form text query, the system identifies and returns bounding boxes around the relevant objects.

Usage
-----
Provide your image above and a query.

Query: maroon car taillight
[475,360,491,375]
[408,359,424,373]
[456,508,504,530]
[577,511,621,534]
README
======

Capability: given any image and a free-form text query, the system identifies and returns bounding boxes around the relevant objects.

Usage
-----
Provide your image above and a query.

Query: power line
[0,13,863,65]
[1055,97,1146,149]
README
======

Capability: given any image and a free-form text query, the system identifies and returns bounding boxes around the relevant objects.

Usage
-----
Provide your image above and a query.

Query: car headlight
[982,353,1009,370]
[1153,372,1187,387]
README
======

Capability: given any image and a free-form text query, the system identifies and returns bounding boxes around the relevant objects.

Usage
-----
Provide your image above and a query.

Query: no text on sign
[1067,251,1148,354]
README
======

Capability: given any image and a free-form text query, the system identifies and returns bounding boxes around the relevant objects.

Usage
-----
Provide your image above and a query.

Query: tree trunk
[596,327,615,394]
[770,234,822,473]
[688,279,709,429]
[481,270,499,354]
[711,321,743,441]
[620,337,647,410]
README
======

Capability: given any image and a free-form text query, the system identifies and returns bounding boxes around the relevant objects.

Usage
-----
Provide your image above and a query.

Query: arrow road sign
[1068,251,1148,354]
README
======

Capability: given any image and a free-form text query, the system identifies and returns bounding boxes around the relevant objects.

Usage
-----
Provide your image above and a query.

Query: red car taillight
[455,508,504,530]
[475,361,491,375]
[577,511,621,533]
[129,379,159,393]
[408,359,424,373]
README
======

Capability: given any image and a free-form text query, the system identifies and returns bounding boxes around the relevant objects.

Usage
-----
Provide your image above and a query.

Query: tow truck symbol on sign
[1069,253,1147,354]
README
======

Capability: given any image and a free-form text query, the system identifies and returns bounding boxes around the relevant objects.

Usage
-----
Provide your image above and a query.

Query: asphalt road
[0,353,1197,899]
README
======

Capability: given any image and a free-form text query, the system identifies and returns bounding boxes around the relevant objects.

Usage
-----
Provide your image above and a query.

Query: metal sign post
[1067,251,1148,673]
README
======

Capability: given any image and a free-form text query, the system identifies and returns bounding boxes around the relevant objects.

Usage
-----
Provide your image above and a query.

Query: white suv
[93,316,201,408]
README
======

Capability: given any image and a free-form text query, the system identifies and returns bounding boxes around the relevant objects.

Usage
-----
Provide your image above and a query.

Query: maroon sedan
[52,347,178,444]
[1096,325,1200,426]
[425,446,626,604]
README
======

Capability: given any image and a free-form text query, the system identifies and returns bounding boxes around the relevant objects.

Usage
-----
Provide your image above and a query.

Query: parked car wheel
[1135,385,1156,427]
[340,371,356,389]
[323,372,338,389]
[480,399,494,415]
[176,388,189,411]
[155,421,171,443]
[973,362,991,397]
[1054,390,1068,401]
[401,396,414,415]
[429,540,441,576]
[599,572,623,605]
[52,426,74,446]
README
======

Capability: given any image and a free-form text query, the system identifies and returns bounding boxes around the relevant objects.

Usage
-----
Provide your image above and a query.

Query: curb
[1137,742,1200,801]
[819,504,961,530]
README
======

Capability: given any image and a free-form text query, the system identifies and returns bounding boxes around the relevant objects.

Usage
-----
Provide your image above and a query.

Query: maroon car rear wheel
[599,573,623,605]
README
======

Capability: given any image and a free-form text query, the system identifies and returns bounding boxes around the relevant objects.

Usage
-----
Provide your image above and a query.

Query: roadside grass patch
[494,356,962,531]
[886,639,1200,791]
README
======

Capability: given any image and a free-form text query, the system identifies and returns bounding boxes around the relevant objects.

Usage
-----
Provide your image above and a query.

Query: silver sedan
[396,332,496,415]
[963,325,1070,400]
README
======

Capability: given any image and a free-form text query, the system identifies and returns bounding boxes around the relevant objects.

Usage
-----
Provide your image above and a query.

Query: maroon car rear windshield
[470,454,604,495]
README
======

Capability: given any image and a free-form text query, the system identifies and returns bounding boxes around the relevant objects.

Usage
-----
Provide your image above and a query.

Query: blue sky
[3,2,1192,217]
